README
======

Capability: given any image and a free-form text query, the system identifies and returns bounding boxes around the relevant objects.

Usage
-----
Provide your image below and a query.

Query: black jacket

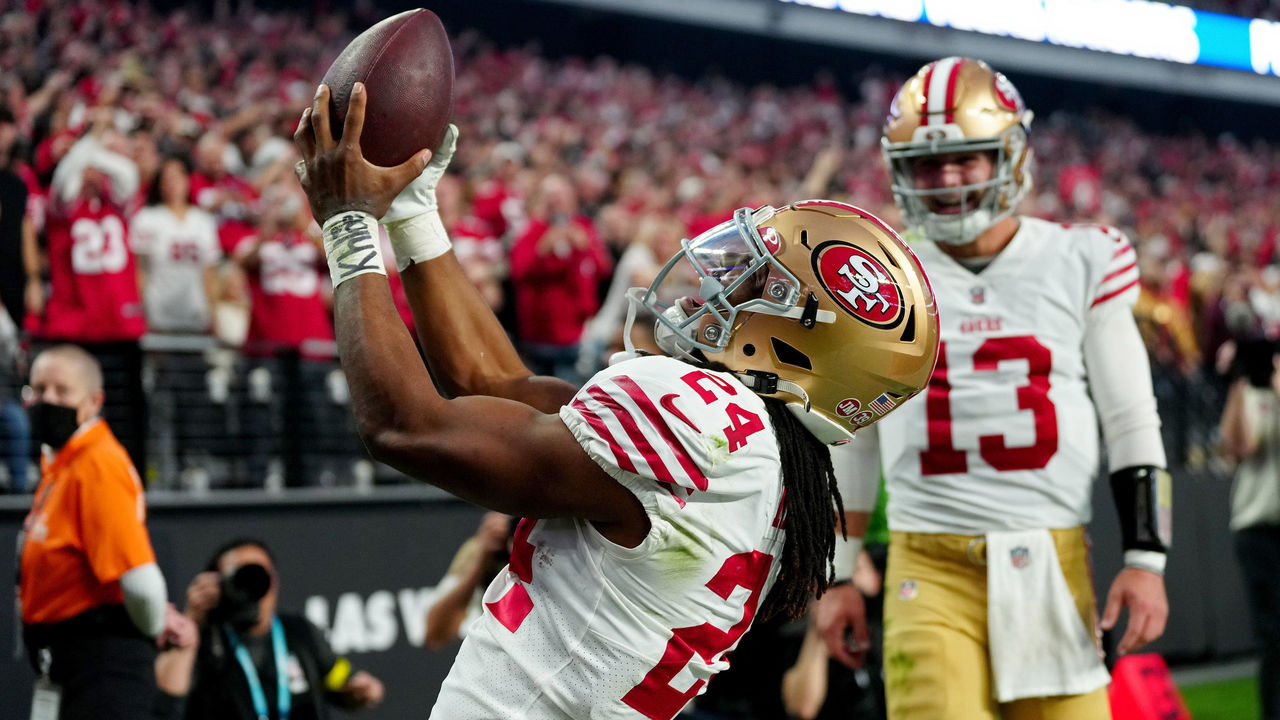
[184,613,349,720]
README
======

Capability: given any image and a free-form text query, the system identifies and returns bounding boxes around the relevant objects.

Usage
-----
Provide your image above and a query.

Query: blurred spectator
[131,155,221,334]
[424,512,513,650]
[37,113,149,469]
[19,344,188,720]
[0,103,41,331]
[191,130,260,256]
[182,538,385,720]
[234,176,331,356]
[438,174,505,313]
[232,176,339,487]
[577,212,687,378]
[1218,351,1280,720]
[0,102,34,492]
[509,173,611,383]
[132,154,224,487]
[0,300,28,491]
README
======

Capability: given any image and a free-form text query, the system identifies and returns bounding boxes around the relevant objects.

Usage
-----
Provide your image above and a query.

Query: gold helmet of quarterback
[626,201,939,445]
[883,56,1033,246]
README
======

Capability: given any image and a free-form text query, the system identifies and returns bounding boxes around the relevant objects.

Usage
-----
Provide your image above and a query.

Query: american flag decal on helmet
[869,394,896,415]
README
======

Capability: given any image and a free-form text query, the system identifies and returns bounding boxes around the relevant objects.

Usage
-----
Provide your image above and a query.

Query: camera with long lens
[211,563,272,631]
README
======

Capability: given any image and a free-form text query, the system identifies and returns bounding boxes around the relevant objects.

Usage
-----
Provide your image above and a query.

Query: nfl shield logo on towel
[1010,546,1030,569]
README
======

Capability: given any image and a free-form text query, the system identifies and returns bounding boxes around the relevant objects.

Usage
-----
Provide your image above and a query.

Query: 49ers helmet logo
[813,241,905,329]
[992,72,1024,113]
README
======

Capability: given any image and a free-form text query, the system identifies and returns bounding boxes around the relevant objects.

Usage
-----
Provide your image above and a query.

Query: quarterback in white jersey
[292,84,938,720]
[815,58,1172,720]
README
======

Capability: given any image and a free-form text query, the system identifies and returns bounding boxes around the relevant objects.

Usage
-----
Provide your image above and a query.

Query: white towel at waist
[986,529,1110,702]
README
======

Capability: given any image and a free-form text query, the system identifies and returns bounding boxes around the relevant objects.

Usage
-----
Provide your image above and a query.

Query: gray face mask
[27,402,80,448]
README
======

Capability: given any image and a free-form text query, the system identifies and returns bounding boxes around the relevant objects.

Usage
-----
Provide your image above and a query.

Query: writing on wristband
[323,211,386,286]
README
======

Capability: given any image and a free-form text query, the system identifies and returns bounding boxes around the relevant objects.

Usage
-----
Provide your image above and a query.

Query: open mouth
[926,195,966,215]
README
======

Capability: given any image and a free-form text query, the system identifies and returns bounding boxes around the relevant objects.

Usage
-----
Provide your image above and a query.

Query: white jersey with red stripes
[875,217,1140,533]
[431,355,787,720]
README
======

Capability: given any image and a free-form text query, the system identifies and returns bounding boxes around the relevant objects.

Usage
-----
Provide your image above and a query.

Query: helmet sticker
[835,398,861,417]
[761,227,782,255]
[851,410,876,427]
[813,242,905,329]
[992,72,1024,113]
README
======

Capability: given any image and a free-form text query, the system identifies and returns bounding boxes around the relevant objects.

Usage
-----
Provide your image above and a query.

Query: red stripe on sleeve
[611,376,710,492]
[1112,245,1134,260]
[586,385,680,488]
[1091,278,1140,308]
[572,397,637,474]
[1101,261,1137,283]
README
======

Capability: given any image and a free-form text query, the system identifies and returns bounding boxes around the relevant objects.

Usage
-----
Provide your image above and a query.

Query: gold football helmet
[626,201,939,445]
[883,56,1033,246]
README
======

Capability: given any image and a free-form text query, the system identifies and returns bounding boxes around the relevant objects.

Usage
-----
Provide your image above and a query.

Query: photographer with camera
[180,538,384,720]
[1219,337,1280,720]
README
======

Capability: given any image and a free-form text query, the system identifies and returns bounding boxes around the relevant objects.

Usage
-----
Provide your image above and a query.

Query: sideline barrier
[2,487,483,720]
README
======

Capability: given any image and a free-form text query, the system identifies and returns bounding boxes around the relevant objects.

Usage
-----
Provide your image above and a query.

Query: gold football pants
[882,528,1110,720]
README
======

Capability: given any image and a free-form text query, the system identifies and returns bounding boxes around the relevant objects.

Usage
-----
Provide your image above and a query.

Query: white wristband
[385,210,451,272]
[323,211,386,287]
[831,534,863,583]
[1123,549,1167,576]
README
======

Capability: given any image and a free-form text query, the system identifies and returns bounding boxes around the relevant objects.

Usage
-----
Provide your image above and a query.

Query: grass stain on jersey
[703,433,731,467]
[653,519,713,584]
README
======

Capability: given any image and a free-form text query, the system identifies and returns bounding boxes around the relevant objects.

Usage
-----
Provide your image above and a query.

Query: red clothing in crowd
[191,171,260,255]
[36,196,145,342]
[235,229,333,353]
[509,216,611,347]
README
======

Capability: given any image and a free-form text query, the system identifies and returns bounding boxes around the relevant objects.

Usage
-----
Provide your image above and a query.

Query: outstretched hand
[1100,567,1168,655]
[293,82,431,223]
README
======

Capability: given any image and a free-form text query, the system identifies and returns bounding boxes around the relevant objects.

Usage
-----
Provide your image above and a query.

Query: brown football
[321,8,454,167]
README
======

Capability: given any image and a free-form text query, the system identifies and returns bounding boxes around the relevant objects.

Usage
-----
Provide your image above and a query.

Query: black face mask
[28,402,80,449]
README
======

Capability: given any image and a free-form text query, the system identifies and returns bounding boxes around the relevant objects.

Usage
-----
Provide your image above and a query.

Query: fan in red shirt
[509,173,611,384]
[190,131,261,256]
[233,180,333,357]
[34,118,149,468]
[40,129,145,343]
[231,177,334,488]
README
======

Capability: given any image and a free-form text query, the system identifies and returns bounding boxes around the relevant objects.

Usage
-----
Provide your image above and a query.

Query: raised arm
[292,84,646,541]
[375,130,577,411]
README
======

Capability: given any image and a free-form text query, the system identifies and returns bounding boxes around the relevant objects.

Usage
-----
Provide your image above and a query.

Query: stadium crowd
[0,0,1278,490]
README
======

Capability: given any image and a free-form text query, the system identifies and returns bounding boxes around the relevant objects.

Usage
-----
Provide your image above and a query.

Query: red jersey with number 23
[431,355,786,720]
[40,196,145,341]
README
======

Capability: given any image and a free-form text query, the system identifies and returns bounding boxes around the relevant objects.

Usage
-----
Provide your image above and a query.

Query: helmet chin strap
[924,207,996,246]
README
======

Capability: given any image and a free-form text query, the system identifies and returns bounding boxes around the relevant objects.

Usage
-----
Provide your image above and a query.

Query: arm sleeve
[1083,300,1168,470]
[830,423,882,514]
[119,562,167,637]
[51,135,99,203]
[91,147,140,205]
[51,135,139,205]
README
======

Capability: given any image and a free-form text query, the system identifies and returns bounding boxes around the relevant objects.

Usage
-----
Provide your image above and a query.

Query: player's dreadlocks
[758,396,846,621]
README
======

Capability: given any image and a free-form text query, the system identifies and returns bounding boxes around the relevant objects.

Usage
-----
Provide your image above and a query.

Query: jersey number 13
[920,336,1058,475]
